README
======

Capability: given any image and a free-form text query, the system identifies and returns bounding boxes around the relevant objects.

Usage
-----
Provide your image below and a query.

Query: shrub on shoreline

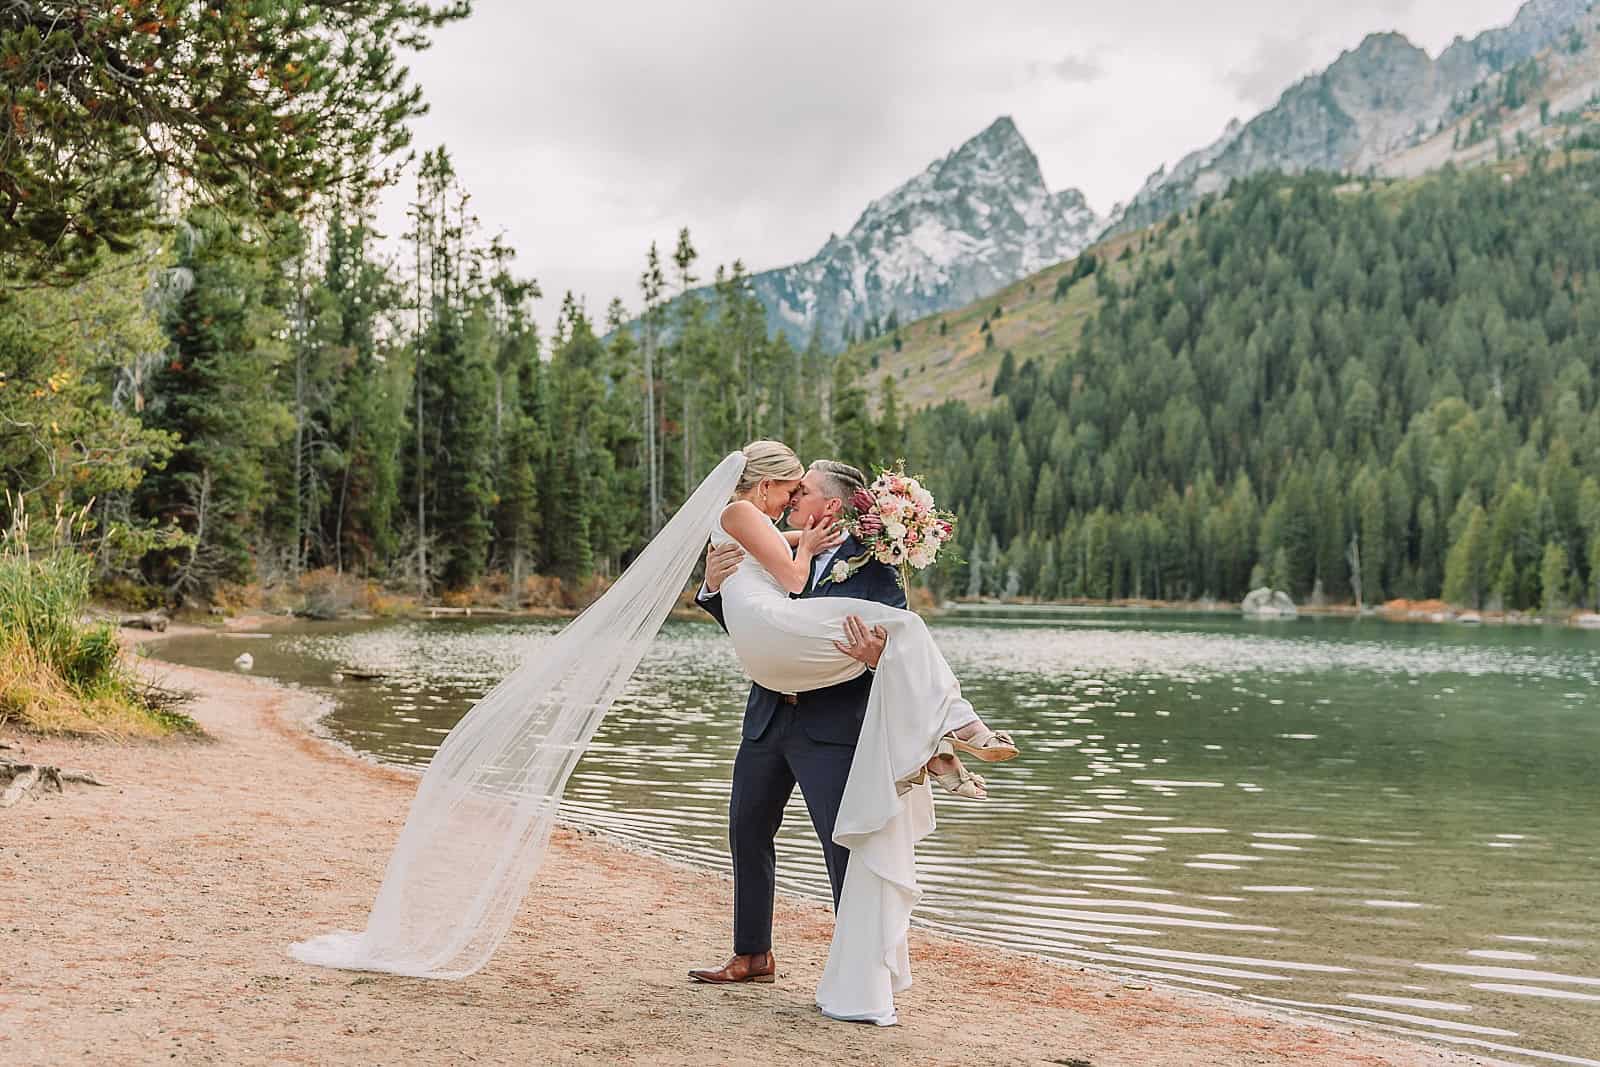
[0,527,194,738]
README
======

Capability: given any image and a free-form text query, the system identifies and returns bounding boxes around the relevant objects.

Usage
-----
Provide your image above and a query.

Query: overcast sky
[375,0,1527,331]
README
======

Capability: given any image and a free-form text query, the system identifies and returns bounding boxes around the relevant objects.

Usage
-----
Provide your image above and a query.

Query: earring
[760,486,770,511]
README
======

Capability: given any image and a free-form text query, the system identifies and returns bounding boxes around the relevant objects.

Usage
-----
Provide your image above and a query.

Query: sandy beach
[0,632,1483,1066]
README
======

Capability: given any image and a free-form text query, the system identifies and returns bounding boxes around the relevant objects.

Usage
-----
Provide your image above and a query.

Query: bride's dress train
[710,524,977,1025]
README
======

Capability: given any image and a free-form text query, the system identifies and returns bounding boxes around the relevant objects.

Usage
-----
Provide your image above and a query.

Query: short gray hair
[808,459,867,502]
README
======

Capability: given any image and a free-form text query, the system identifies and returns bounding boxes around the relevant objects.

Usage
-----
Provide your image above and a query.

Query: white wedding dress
[285,451,980,1015]
[710,514,979,1025]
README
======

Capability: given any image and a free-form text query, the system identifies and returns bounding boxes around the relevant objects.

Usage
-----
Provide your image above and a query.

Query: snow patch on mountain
[739,116,1103,350]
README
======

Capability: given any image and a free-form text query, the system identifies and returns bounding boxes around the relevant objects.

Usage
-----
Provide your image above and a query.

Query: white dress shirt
[810,544,843,590]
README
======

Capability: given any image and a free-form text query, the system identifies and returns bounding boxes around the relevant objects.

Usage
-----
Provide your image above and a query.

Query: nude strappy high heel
[928,740,986,799]
[898,739,988,799]
[895,765,927,795]
[945,723,1019,762]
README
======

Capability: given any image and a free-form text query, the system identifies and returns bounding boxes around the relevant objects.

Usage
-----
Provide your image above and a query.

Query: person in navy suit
[688,459,900,986]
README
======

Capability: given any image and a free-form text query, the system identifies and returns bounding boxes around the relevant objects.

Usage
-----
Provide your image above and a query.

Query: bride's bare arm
[721,501,829,594]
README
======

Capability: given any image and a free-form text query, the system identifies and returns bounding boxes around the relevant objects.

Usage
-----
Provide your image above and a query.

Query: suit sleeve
[697,589,730,634]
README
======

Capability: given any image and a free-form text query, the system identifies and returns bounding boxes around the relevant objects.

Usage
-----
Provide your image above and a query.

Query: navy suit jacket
[697,534,907,746]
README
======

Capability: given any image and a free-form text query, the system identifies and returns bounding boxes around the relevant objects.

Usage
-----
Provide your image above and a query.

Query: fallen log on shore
[0,759,107,807]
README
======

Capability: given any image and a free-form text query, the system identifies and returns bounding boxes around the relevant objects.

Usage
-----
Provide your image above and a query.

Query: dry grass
[0,631,193,739]
[858,223,1174,414]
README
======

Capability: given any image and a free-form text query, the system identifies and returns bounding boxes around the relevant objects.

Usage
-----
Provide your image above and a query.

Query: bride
[710,440,1017,1024]
[287,441,1015,1027]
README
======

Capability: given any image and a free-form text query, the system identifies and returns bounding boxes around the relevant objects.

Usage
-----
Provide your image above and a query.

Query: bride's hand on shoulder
[798,513,845,557]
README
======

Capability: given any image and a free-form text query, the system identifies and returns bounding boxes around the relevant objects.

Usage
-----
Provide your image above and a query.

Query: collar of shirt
[811,545,841,587]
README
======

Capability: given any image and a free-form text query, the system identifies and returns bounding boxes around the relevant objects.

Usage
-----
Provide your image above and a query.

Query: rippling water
[152,611,1600,1063]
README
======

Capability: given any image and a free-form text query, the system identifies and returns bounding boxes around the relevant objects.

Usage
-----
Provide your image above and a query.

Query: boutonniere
[817,552,871,589]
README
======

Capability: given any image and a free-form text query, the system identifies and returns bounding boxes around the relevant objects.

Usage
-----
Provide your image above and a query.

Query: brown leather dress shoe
[688,951,775,984]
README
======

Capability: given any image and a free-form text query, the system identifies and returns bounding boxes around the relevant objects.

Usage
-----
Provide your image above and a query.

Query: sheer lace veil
[289,450,748,978]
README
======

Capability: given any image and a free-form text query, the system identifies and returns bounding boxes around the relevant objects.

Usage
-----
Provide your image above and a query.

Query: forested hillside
[2,146,908,606]
[901,161,1600,612]
[14,55,1600,618]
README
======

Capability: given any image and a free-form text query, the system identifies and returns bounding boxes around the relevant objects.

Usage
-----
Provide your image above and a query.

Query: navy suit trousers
[728,701,854,955]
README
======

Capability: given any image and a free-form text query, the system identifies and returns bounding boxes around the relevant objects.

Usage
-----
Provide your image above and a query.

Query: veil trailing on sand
[290,451,748,978]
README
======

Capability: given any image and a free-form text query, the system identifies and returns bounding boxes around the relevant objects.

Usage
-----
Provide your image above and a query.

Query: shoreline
[0,630,1484,1066]
[110,588,1600,640]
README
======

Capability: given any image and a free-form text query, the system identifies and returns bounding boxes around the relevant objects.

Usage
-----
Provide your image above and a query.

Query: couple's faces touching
[755,477,802,520]
[784,470,843,528]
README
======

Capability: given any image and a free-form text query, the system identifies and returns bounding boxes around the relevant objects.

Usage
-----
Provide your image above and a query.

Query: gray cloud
[1036,53,1106,85]
[1224,34,1321,107]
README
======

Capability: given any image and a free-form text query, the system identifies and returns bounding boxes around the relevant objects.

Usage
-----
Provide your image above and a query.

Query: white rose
[830,561,850,583]
[913,489,934,510]
[906,478,921,493]
[885,521,907,541]
[909,545,934,569]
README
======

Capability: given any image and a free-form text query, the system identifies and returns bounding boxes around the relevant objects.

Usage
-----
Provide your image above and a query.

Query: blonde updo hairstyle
[735,439,805,498]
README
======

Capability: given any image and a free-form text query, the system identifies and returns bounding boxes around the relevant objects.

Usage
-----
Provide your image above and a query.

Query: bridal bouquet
[825,464,956,589]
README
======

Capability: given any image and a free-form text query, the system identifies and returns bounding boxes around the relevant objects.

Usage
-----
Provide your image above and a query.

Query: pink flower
[849,489,875,513]
[858,513,885,537]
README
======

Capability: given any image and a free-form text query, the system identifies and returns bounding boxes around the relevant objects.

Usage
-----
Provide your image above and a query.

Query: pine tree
[830,353,875,470]
[639,244,666,533]
[877,376,905,461]
[1037,539,1059,600]
[1540,541,1570,617]
[1,1,470,285]
[323,199,407,575]
[138,211,292,598]
[1442,505,1490,607]
[671,228,702,484]
[490,266,546,594]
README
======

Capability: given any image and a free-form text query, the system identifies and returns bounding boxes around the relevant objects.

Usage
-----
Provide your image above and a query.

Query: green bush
[0,549,119,692]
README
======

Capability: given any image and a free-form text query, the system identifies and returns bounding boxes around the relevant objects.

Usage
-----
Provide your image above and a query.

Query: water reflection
[151,612,1600,1065]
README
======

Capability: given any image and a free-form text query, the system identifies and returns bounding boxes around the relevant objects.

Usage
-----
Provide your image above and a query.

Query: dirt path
[1,647,1481,1065]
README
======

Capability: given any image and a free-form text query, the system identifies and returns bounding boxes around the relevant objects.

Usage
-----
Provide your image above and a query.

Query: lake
[150,609,1600,1064]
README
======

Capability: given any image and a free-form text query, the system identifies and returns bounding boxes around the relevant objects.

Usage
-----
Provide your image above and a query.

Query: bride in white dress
[287,441,1013,1023]
[711,441,1019,1025]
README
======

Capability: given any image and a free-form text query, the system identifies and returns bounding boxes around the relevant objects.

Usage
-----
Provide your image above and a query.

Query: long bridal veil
[290,451,748,978]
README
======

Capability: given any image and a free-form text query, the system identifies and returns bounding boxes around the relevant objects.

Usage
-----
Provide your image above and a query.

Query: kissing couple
[688,441,1019,1025]
[288,441,1017,1029]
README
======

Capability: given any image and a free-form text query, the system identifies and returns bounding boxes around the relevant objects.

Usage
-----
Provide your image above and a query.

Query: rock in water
[120,611,169,633]
[233,652,254,671]
[1242,587,1298,618]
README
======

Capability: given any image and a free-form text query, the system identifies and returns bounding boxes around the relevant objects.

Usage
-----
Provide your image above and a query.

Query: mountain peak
[939,114,1043,186]
[1107,0,1595,236]
[974,115,1022,143]
[736,117,1102,350]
